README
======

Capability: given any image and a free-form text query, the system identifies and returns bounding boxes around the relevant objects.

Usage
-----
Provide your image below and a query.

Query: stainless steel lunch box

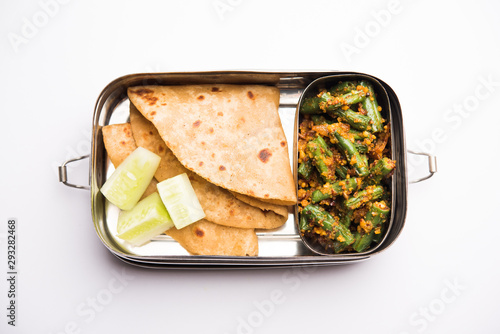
[58,71,436,268]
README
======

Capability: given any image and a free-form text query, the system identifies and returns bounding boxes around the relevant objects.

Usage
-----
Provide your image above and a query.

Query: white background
[1,0,499,333]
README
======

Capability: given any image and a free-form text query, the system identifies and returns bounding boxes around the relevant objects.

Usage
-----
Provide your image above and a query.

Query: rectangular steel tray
[60,71,429,268]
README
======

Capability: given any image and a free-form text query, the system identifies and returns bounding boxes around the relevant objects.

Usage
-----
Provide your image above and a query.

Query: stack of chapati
[102,84,297,256]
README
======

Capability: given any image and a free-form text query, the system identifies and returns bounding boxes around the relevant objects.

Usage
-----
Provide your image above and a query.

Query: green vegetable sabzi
[297,80,395,254]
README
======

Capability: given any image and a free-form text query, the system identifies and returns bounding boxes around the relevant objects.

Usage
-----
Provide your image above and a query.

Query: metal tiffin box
[58,71,436,268]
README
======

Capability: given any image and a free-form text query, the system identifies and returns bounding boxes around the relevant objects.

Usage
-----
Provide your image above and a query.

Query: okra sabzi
[298,79,395,254]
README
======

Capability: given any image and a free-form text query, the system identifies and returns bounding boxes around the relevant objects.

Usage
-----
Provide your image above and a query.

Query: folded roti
[128,84,297,206]
[129,105,288,230]
[102,123,258,256]
[230,191,289,218]
[165,220,258,256]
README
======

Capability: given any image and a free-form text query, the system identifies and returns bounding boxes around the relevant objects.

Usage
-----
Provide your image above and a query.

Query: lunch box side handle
[408,150,437,184]
[58,155,90,190]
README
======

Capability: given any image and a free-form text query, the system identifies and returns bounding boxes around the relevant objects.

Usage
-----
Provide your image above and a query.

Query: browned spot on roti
[246,216,252,220]
[211,153,215,158]
[240,117,245,123]
[199,161,203,166]
[264,194,270,198]
[280,141,286,147]
[229,209,234,216]
[201,141,206,145]
[131,88,153,96]
[131,89,158,105]
[147,97,158,105]
[193,120,201,127]
[161,103,167,106]
[211,87,221,92]
[158,145,164,153]
[217,112,223,116]
[209,127,214,133]
[150,111,156,116]
[148,131,153,135]
[197,95,204,101]
[219,165,226,171]
[194,228,204,237]
[258,149,272,163]
[120,141,126,145]
[247,91,254,99]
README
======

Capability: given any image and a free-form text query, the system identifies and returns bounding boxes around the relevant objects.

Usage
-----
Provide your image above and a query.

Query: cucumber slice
[157,173,206,229]
[101,147,161,210]
[117,192,174,246]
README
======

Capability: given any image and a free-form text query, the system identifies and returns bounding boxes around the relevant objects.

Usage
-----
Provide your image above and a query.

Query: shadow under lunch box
[58,71,436,269]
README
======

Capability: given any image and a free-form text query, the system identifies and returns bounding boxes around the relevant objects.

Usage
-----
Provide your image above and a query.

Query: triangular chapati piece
[128,84,297,206]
